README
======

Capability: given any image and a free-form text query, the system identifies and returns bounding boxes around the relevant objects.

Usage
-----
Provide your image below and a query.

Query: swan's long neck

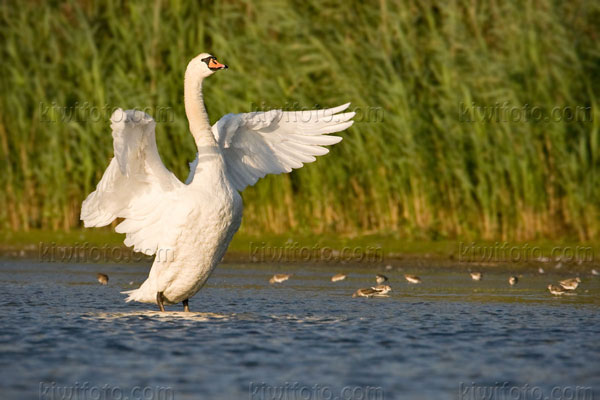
[184,73,218,149]
[184,71,229,188]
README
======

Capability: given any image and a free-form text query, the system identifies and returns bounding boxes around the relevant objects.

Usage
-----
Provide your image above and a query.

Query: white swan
[80,53,354,311]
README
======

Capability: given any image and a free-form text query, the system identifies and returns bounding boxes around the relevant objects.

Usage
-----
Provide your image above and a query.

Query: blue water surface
[0,259,598,400]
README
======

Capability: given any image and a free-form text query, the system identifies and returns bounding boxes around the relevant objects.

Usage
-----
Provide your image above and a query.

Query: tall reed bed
[0,0,598,240]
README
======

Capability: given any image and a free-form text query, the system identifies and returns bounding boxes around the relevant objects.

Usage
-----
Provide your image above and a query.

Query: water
[1,259,599,400]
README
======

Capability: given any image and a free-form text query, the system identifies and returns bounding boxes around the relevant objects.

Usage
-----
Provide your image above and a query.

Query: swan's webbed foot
[183,299,190,312]
[157,292,165,312]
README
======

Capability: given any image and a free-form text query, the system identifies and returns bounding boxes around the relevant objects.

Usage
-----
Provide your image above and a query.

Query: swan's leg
[183,299,190,312]
[156,292,165,312]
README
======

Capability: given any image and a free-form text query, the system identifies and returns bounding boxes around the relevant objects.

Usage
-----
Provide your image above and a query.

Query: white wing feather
[205,103,353,191]
[83,103,352,252]
[81,109,184,255]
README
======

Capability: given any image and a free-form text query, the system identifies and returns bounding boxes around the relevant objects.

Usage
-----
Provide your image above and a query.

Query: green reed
[0,0,598,240]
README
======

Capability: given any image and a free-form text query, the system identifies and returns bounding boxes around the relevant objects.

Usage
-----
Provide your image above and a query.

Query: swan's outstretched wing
[81,109,184,255]
[206,103,354,191]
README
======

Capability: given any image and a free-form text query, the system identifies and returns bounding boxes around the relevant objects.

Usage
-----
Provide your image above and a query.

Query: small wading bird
[352,285,391,298]
[375,274,388,284]
[352,288,378,298]
[470,272,482,281]
[371,285,392,295]
[269,274,291,284]
[592,269,599,276]
[558,277,581,291]
[331,273,346,282]
[97,273,109,285]
[81,53,354,311]
[508,276,518,286]
[404,275,422,284]
[547,284,569,296]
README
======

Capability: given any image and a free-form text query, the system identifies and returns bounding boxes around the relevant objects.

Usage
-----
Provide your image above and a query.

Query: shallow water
[1,259,599,400]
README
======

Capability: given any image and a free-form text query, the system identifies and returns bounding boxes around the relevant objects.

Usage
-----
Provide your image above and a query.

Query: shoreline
[1,230,598,271]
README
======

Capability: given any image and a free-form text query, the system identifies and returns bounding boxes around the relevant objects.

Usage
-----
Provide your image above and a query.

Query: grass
[3,229,600,268]
[0,229,454,259]
[0,0,599,241]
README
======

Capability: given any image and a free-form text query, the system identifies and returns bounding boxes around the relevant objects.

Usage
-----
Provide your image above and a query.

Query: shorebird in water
[97,273,109,285]
[404,275,422,284]
[353,285,391,298]
[508,276,518,286]
[331,273,346,282]
[352,288,378,298]
[371,284,392,295]
[591,269,599,276]
[470,272,482,281]
[375,274,388,284]
[538,267,545,274]
[269,274,291,284]
[548,284,569,296]
[558,277,581,291]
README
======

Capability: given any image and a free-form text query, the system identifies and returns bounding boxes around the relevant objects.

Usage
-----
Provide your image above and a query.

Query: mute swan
[81,53,354,311]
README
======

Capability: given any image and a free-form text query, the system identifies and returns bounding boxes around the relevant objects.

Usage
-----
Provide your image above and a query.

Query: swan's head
[186,53,228,79]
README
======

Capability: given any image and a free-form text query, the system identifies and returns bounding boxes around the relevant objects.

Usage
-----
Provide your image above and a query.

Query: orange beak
[208,58,228,70]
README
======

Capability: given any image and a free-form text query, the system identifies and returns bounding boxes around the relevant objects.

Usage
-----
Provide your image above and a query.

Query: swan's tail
[121,288,141,303]
[121,280,156,304]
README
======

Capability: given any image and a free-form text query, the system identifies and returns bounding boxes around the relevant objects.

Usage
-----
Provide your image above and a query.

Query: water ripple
[1,260,599,400]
